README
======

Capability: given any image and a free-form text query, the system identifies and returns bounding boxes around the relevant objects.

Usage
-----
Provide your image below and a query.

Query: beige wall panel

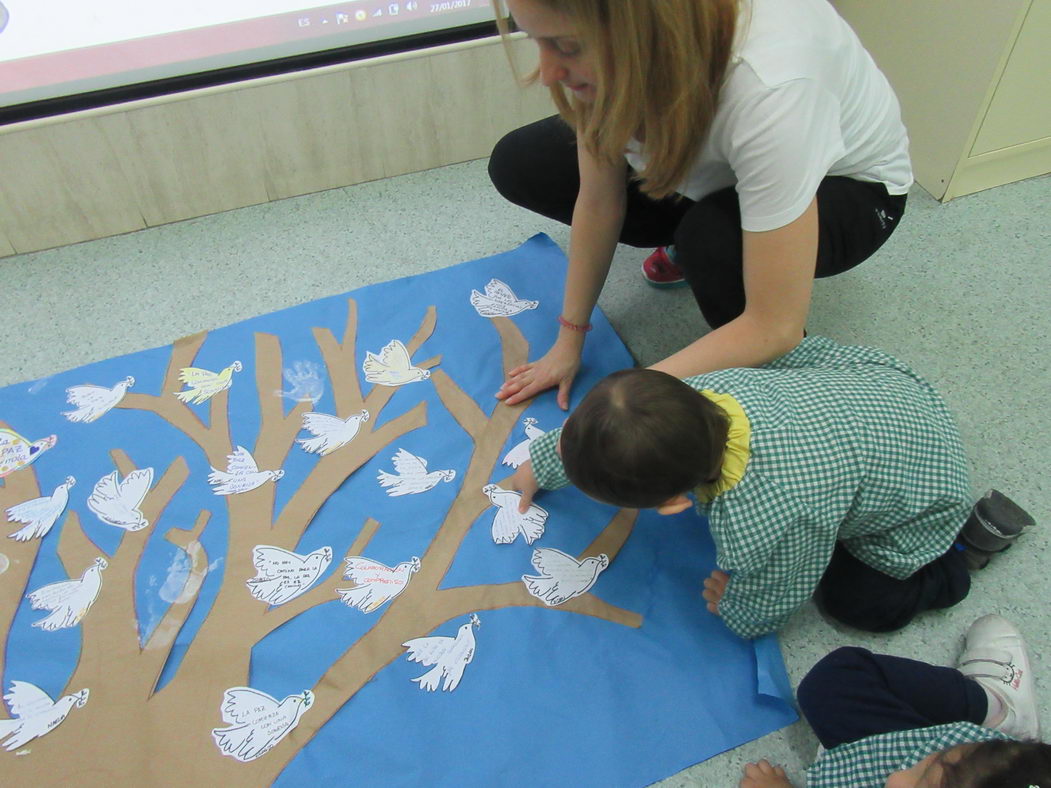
[235,70,386,200]
[0,232,15,258]
[946,136,1051,200]
[832,0,1028,197]
[971,0,1051,155]
[100,94,272,226]
[0,120,146,253]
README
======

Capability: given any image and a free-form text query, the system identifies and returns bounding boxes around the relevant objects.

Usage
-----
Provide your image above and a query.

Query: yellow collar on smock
[694,390,751,504]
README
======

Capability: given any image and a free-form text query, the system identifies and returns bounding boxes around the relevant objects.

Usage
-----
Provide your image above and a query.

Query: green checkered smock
[806,722,1009,787]
[529,337,972,639]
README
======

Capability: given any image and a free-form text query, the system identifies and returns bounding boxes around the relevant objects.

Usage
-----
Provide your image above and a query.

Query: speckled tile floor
[2,161,1048,787]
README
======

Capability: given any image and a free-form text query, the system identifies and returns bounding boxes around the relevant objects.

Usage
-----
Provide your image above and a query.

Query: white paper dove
[0,681,89,751]
[26,557,108,630]
[482,483,548,545]
[212,686,313,762]
[0,429,56,478]
[62,376,134,422]
[522,548,609,607]
[377,449,456,496]
[6,475,75,542]
[275,360,324,404]
[208,446,285,496]
[470,278,539,318]
[246,545,332,606]
[402,614,480,692]
[501,417,547,469]
[297,409,369,456]
[362,340,430,386]
[87,468,154,530]
[174,360,242,405]
[336,556,420,613]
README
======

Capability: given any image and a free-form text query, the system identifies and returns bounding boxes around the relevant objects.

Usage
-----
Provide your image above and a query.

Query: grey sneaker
[957,614,1040,740]
[960,490,1035,570]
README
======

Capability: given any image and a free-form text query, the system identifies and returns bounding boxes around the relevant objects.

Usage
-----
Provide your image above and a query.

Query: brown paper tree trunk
[0,302,641,786]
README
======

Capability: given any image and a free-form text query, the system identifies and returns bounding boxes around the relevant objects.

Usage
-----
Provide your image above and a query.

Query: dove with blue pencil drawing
[362,339,430,386]
[0,429,56,478]
[6,475,75,542]
[402,614,480,692]
[522,547,608,607]
[0,682,89,751]
[377,448,456,496]
[246,545,332,606]
[212,687,313,762]
[208,446,284,495]
[482,483,548,545]
[337,555,420,613]
[87,468,153,530]
[297,409,369,456]
[62,375,134,422]
[501,417,546,469]
[470,278,539,318]
[174,360,242,404]
[26,557,108,631]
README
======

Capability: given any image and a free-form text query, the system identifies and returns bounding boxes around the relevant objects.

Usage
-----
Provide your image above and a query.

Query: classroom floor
[3,160,1048,786]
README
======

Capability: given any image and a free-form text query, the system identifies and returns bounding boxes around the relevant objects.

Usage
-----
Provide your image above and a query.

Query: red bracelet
[557,315,592,332]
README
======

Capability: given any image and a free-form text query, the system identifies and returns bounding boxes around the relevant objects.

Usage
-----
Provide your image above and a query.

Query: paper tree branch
[141,511,212,696]
[254,332,313,472]
[0,441,46,691]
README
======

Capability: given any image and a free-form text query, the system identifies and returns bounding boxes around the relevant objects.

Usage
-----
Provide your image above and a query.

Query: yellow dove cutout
[174,361,243,404]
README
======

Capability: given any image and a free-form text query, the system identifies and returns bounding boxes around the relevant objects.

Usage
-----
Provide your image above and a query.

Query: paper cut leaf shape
[402,614,480,692]
[6,475,75,542]
[87,468,154,530]
[336,556,420,613]
[174,360,242,404]
[26,557,108,631]
[275,360,324,404]
[208,446,284,496]
[0,681,89,751]
[0,429,56,478]
[470,278,539,318]
[297,409,369,456]
[246,545,333,606]
[522,548,609,607]
[62,376,134,422]
[501,417,547,469]
[212,686,314,762]
[377,448,456,496]
[362,340,430,386]
[482,484,548,545]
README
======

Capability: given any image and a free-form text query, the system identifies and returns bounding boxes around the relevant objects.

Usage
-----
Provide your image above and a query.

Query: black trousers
[815,542,971,634]
[488,115,909,328]
[798,646,988,749]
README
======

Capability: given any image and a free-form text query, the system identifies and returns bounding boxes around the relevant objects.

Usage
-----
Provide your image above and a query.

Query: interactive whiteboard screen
[0,0,495,113]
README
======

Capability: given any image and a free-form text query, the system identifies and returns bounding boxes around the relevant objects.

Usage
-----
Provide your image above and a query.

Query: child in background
[740,615,1049,788]
[507,336,1033,639]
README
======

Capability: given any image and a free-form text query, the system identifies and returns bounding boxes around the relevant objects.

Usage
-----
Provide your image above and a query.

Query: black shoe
[959,490,1035,570]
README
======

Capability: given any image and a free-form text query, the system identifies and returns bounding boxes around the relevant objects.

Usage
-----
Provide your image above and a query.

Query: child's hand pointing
[503,460,540,513]
[702,569,729,614]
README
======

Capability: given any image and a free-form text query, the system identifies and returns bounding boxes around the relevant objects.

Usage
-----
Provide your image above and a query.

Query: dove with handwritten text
[362,340,430,386]
[212,687,313,762]
[337,555,420,613]
[26,557,108,630]
[208,446,284,495]
[501,417,546,469]
[0,682,89,751]
[377,448,456,496]
[246,545,332,606]
[402,614,480,692]
[483,483,548,545]
[175,360,242,404]
[522,548,608,607]
[87,468,153,530]
[470,278,539,318]
[6,476,75,542]
[62,376,134,422]
[297,409,369,456]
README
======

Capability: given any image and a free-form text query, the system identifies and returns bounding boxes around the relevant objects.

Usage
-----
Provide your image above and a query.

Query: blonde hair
[495,0,738,199]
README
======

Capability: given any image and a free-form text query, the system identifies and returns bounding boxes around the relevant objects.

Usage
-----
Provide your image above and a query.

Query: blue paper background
[1,234,795,786]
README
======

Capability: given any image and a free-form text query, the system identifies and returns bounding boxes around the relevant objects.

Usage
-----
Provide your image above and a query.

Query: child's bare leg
[739,759,795,788]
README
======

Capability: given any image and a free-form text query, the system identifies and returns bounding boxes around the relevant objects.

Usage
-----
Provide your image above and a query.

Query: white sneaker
[957,614,1040,740]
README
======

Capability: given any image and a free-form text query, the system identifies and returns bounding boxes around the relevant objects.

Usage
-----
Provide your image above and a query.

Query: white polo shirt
[624,0,913,232]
